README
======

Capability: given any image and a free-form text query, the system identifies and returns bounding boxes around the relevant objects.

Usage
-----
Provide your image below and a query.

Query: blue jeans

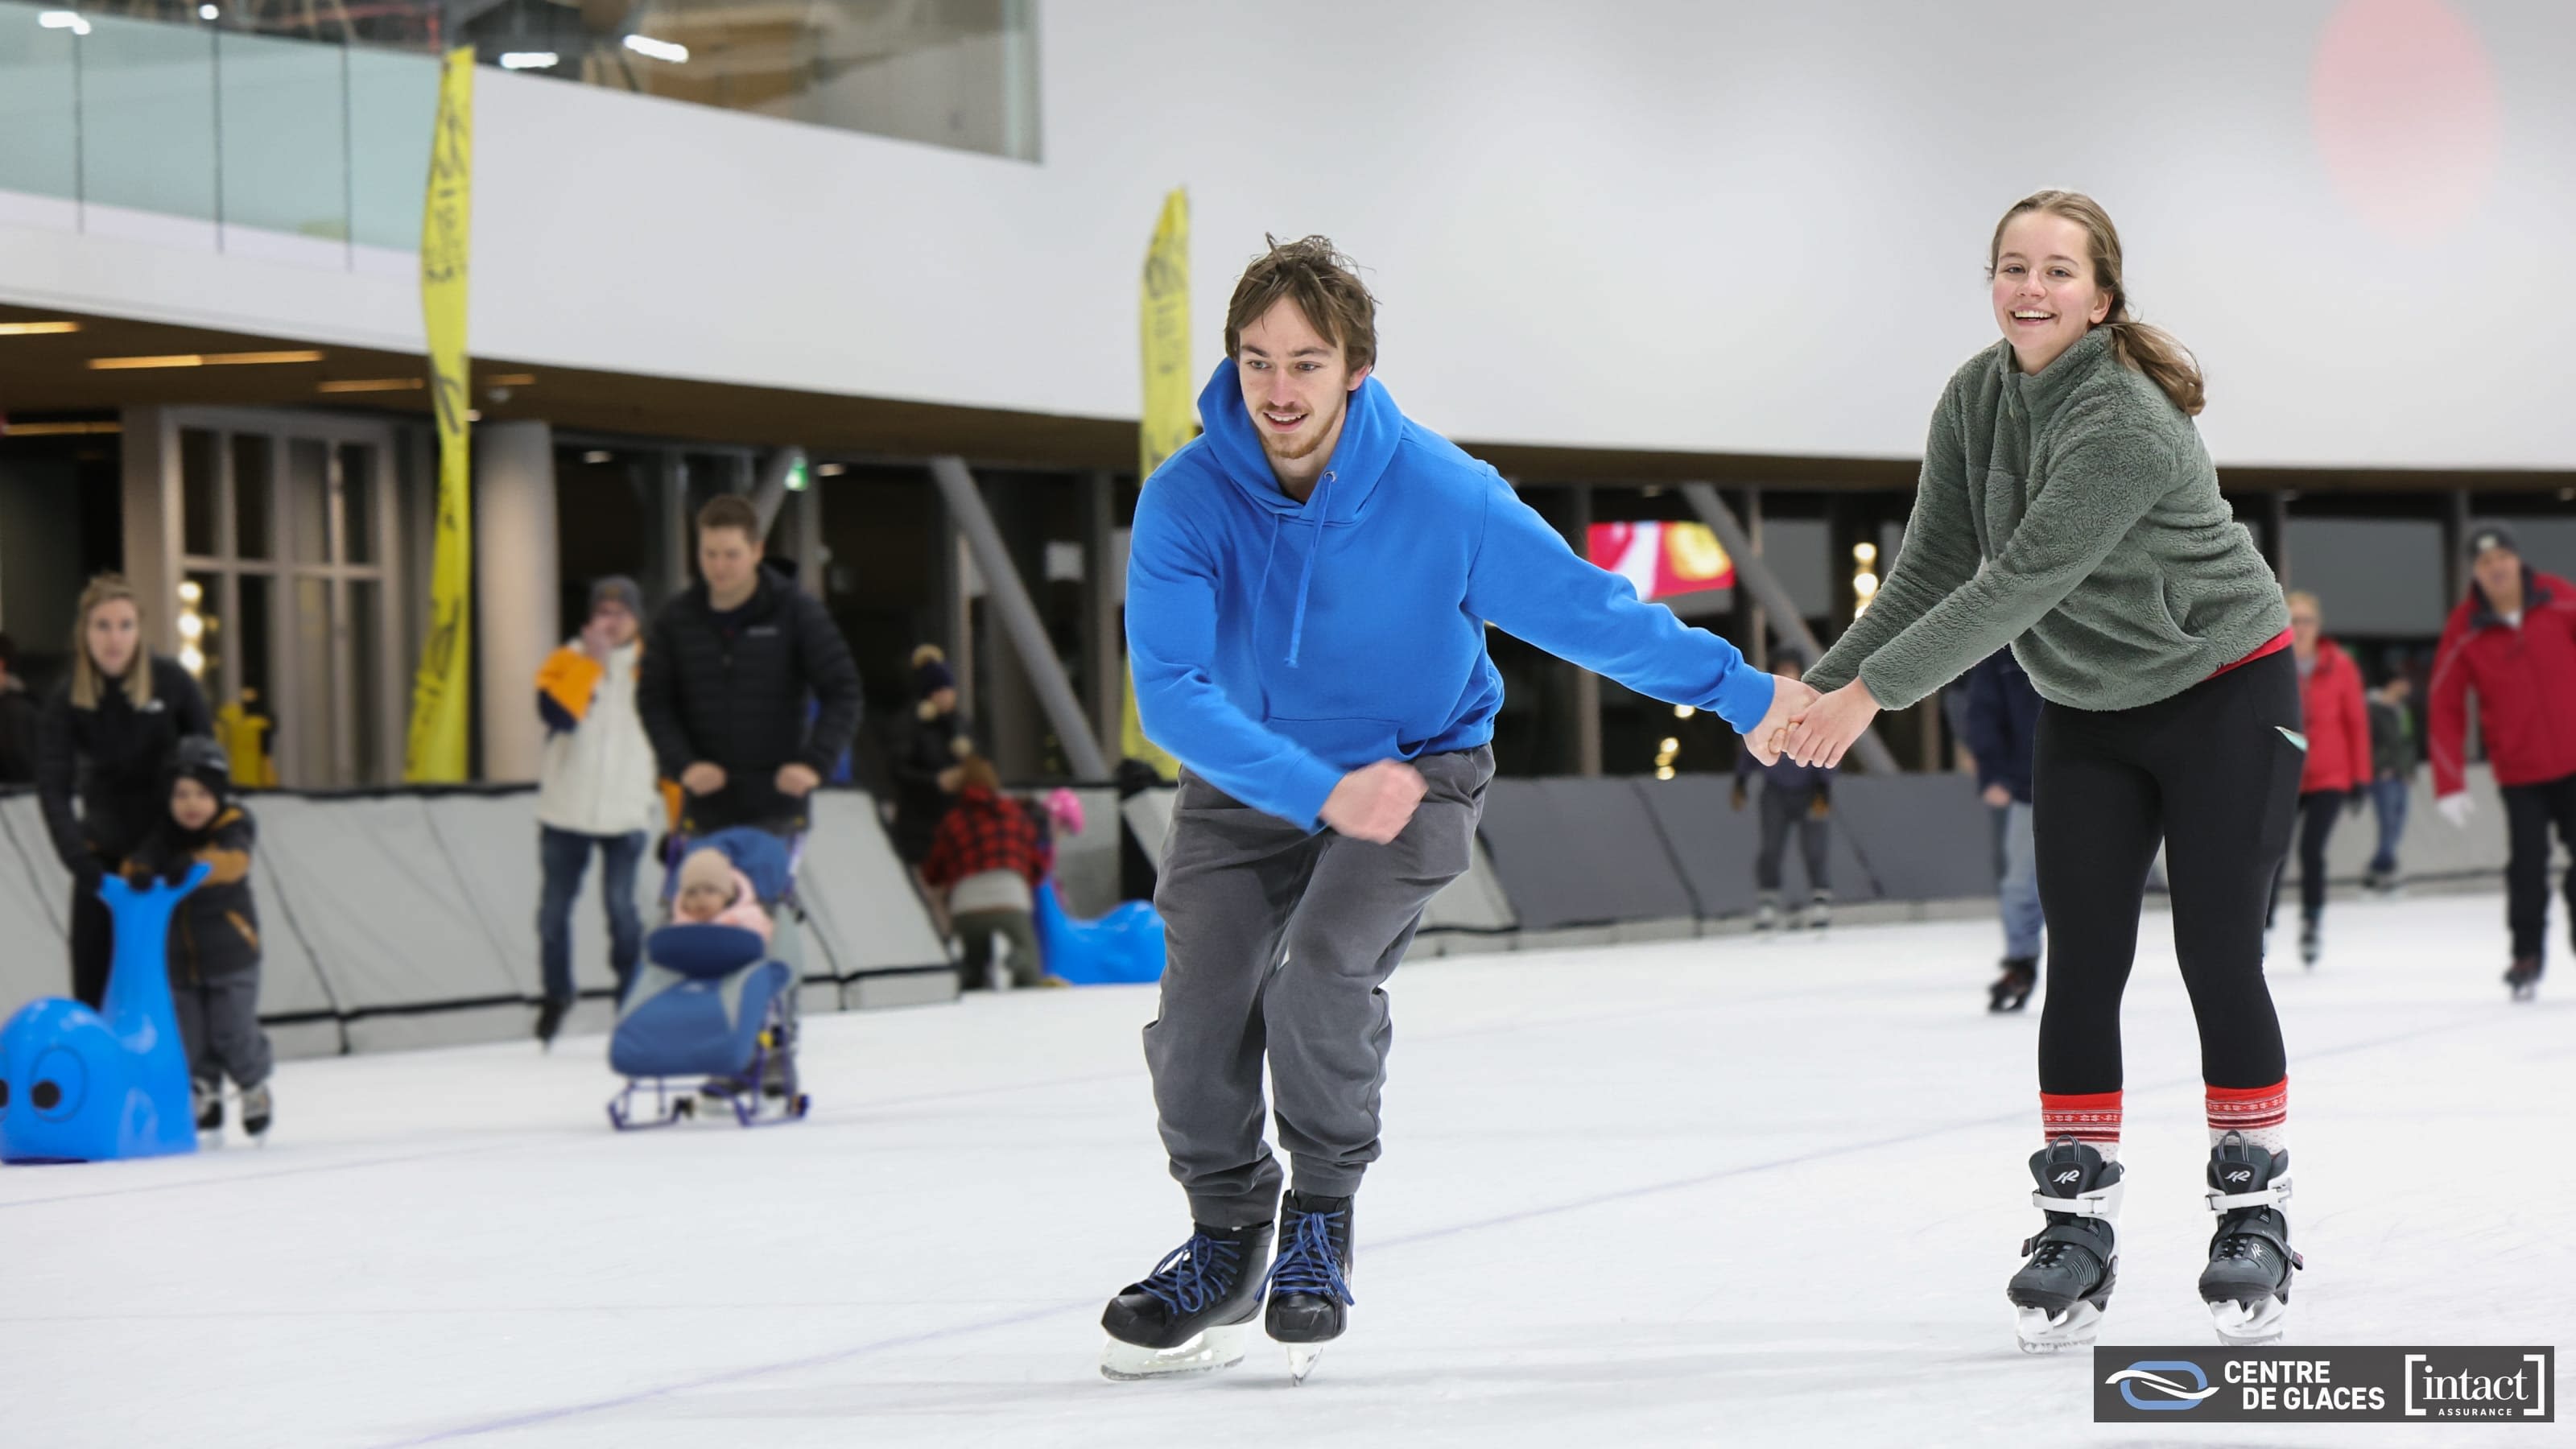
[1997,800,2043,960]
[2368,777,2409,876]
[538,825,646,1004]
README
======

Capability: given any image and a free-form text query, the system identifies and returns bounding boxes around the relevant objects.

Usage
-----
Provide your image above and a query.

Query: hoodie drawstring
[1283,469,1335,668]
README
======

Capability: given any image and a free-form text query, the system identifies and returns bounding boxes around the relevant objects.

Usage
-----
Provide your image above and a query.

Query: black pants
[69,877,114,1009]
[2033,650,2301,1096]
[1755,784,1830,895]
[2264,789,2347,927]
[2501,770,2576,962]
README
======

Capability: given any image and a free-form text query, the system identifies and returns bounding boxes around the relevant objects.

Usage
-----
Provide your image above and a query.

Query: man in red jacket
[2429,522,2576,999]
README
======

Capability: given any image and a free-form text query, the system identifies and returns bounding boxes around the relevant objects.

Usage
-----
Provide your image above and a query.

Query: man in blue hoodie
[1099,236,1811,1382]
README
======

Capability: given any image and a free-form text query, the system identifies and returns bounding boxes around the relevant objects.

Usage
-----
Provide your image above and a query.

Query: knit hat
[590,575,645,622]
[912,643,956,699]
[2464,520,2518,562]
[167,735,234,804]
[677,847,736,901]
[1044,786,1086,838]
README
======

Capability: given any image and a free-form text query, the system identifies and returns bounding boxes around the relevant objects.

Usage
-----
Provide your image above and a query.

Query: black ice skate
[1988,958,2037,1013]
[534,996,571,1048]
[2008,1138,2122,1352]
[1804,891,1832,931]
[1265,1192,1356,1384]
[192,1078,223,1140]
[1753,892,1781,934]
[2299,913,2321,969]
[1100,1220,1274,1381]
[2201,1132,2301,1344]
[240,1081,273,1141]
[2504,956,2543,1001]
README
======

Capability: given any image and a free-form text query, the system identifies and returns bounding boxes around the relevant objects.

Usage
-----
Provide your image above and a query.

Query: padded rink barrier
[1630,774,1879,920]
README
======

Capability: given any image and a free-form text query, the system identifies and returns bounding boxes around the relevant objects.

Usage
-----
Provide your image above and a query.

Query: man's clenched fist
[1319,761,1428,844]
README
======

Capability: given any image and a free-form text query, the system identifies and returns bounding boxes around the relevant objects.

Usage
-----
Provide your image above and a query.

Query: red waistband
[2207,627,2293,680]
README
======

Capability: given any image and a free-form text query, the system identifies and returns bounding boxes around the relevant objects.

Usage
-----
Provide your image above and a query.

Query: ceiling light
[465,409,482,422]
[178,646,205,675]
[485,373,535,386]
[178,580,204,605]
[583,450,613,464]
[199,4,219,19]
[39,12,91,35]
[498,52,559,70]
[317,378,426,394]
[88,350,324,370]
[0,419,121,437]
[0,320,81,336]
[623,34,687,62]
[815,462,846,477]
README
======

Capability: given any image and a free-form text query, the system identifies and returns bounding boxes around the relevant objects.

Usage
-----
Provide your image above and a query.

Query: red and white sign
[1587,521,1735,603]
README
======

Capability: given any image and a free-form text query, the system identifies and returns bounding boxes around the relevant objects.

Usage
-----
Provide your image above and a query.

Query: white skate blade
[1286,1343,1324,1384]
[2208,1295,2288,1346]
[2013,1301,2103,1353]
[1099,1321,1253,1381]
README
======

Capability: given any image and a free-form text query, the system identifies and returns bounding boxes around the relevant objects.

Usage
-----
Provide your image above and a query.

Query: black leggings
[2033,650,2301,1096]
[2265,789,2346,927]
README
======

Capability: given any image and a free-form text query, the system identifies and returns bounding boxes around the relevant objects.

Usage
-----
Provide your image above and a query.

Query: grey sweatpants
[175,971,273,1090]
[1146,747,1492,1228]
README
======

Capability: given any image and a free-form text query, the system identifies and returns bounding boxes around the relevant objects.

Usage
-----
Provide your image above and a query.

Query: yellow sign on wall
[403,46,475,782]
[1122,188,1191,778]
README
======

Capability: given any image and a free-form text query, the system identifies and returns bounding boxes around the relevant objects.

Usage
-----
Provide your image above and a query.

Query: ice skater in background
[1733,653,1834,933]
[124,737,274,1141]
[1963,649,2044,1011]
[2363,671,2417,894]
[1783,191,2305,1349]
[2427,522,2576,1001]
[1105,235,1812,1382]
[2264,590,2369,968]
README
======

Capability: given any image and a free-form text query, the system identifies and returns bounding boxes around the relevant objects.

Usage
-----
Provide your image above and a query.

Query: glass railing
[0,1,437,267]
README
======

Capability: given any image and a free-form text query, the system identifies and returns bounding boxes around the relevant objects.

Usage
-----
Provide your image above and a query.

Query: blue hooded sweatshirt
[1126,360,1777,829]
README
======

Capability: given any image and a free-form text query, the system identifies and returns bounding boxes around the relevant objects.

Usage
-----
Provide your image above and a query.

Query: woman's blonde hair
[68,574,153,711]
[2285,589,2322,620]
[1988,189,2206,416]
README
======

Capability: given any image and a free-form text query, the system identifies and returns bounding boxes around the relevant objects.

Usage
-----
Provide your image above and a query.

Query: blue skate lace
[1265,1208,1355,1305]
[1138,1235,1245,1317]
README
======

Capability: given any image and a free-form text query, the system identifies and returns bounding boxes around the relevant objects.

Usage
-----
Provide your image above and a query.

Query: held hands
[776,762,822,799]
[1744,677,1821,766]
[1319,760,1428,844]
[2437,792,2475,829]
[1783,679,1881,769]
[680,762,728,797]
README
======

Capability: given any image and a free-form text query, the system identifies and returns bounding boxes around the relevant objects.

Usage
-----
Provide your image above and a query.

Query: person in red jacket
[921,756,1063,991]
[2266,590,2369,968]
[2428,522,2576,1000]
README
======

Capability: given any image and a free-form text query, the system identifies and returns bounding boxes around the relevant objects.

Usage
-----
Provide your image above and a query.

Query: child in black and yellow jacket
[126,736,274,1138]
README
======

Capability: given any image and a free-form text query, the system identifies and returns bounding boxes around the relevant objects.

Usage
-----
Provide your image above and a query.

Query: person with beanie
[891,642,969,881]
[531,575,662,1045]
[2428,521,2576,1000]
[125,737,273,1140]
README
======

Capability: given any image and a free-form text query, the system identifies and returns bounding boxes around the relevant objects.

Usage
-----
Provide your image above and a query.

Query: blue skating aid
[1033,879,1166,985]
[0,865,211,1164]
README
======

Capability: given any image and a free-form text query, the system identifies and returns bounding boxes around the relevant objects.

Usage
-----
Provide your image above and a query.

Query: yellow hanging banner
[403,46,475,782]
[1122,188,1191,778]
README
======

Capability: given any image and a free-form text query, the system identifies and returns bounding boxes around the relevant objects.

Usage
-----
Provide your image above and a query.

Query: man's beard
[1261,393,1343,464]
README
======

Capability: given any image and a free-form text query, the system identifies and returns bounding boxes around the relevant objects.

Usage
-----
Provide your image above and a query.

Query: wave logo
[2107,1360,2219,1411]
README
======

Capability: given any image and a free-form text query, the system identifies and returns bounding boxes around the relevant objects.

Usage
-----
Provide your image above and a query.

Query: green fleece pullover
[1808,326,2286,712]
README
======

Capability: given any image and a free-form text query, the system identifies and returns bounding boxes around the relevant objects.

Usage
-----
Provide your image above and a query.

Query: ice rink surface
[5,890,2568,1447]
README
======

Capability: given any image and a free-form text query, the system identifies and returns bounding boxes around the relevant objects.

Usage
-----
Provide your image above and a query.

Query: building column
[1080,470,1124,758]
[474,419,559,783]
[1547,481,1603,777]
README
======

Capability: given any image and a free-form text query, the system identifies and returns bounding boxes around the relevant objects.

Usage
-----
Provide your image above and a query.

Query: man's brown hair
[696,493,762,543]
[1224,234,1378,373]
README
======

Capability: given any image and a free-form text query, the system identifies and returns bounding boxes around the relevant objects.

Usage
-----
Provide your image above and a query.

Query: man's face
[1234,297,1370,467]
[2473,544,2521,603]
[592,600,639,647]
[700,526,762,599]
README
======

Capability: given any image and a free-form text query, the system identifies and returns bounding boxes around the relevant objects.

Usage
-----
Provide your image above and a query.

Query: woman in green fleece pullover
[1786,192,2302,1353]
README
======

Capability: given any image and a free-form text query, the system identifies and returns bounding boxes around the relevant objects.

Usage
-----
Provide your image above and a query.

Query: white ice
[6,891,2568,1447]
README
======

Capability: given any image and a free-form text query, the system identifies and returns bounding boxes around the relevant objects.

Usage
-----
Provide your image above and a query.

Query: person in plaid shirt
[922,756,1060,990]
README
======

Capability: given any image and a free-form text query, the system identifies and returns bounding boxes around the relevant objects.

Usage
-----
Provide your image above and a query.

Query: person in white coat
[531,576,664,1044]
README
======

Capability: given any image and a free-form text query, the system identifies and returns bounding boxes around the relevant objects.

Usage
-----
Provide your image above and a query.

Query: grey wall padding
[1123,787,1176,865]
[1476,778,1698,931]
[0,795,69,1013]
[792,792,952,981]
[423,793,644,1001]
[1825,773,1997,902]
[1049,787,1124,917]
[1633,775,1880,918]
[2297,766,2546,887]
[1419,836,1518,933]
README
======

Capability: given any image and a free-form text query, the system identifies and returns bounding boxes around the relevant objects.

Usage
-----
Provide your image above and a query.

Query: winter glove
[2437,792,2475,829]
[1809,794,1831,819]
[1730,782,1746,811]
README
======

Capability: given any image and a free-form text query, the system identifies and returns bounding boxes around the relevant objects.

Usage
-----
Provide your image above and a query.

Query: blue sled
[1,865,211,1165]
[1032,879,1166,985]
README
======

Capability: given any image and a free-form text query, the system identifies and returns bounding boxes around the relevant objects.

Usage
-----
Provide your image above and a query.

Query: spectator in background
[531,576,663,1046]
[892,644,968,894]
[922,755,1060,990]
[0,632,39,784]
[2364,673,2417,895]
[1964,649,2045,1013]
[1734,654,1834,933]
[37,574,213,1008]
[2266,590,2369,968]
[2429,522,2576,1000]
[638,495,865,843]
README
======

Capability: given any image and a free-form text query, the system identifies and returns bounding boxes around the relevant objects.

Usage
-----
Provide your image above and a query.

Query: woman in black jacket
[36,575,213,1007]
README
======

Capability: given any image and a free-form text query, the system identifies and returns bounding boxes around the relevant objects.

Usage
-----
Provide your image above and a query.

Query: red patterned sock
[2207,1079,2288,1154]
[2040,1089,2123,1162]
